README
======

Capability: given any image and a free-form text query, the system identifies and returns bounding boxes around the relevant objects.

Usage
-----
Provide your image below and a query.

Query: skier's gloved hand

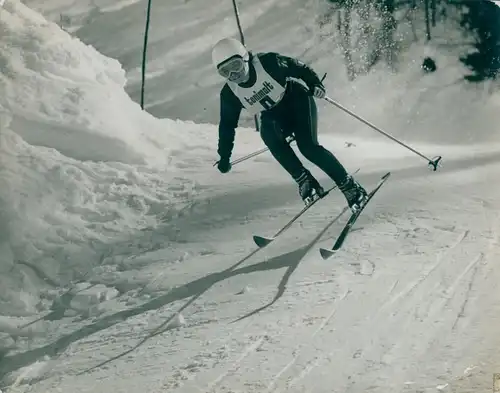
[311,85,326,99]
[217,157,232,173]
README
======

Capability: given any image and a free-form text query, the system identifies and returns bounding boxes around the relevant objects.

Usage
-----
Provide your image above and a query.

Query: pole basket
[428,155,442,171]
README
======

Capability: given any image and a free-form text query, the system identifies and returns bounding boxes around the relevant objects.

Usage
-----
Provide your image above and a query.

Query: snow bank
[20,0,142,33]
[2,0,174,165]
[0,0,231,317]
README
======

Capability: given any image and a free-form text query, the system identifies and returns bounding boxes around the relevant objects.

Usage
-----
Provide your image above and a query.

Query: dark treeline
[320,0,500,82]
[457,0,500,81]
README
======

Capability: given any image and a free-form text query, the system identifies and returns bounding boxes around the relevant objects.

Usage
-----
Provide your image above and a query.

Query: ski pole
[323,95,442,171]
[230,146,269,165]
[214,136,295,167]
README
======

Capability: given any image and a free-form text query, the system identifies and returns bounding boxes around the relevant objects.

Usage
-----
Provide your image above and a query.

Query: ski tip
[319,247,336,260]
[253,235,274,248]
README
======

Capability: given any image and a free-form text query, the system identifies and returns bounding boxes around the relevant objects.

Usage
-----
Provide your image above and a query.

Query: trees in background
[456,0,500,82]
[321,0,398,80]
[319,0,500,83]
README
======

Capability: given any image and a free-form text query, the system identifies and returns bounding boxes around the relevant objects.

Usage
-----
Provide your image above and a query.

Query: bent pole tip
[428,155,443,171]
[323,96,442,172]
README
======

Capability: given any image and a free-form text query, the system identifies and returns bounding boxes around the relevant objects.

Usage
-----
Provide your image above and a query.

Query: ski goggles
[217,56,246,80]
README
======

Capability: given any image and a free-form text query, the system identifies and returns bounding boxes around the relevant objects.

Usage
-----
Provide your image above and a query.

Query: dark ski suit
[217,51,348,186]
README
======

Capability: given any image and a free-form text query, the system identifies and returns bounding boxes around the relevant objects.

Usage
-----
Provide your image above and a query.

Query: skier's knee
[260,130,277,147]
[262,136,284,152]
[297,142,320,160]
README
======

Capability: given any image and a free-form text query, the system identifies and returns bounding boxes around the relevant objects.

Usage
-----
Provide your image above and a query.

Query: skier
[212,37,368,212]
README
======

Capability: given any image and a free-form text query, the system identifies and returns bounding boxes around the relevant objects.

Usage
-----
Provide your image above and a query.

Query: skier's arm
[218,85,242,160]
[272,53,325,92]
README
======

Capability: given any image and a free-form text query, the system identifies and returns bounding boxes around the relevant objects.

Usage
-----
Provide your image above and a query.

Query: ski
[252,169,360,248]
[253,185,337,248]
[319,171,391,259]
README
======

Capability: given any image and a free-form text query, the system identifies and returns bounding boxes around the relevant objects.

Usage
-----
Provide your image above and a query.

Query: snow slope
[22,0,500,146]
[1,0,500,392]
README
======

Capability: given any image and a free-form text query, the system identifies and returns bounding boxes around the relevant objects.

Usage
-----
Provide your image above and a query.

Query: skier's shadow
[75,209,342,375]
[0,213,343,382]
[232,209,344,323]
[230,247,311,324]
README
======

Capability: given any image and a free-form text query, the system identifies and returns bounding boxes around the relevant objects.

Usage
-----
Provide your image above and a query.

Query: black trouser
[260,85,348,186]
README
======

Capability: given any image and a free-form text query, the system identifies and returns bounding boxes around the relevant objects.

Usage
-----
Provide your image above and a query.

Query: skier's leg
[259,115,304,181]
[292,95,349,185]
[292,94,367,211]
[260,115,323,204]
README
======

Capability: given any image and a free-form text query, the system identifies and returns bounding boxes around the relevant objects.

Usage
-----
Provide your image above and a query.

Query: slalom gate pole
[323,95,442,171]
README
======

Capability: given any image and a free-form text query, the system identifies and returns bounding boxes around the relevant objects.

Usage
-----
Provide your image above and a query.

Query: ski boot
[296,169,325,205]
[339,174,368,213]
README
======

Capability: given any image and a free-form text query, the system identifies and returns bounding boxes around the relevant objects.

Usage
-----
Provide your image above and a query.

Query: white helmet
[211,37,249,69]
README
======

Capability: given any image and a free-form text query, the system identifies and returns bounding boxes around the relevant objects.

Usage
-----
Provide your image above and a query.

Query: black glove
[217,157,232,173]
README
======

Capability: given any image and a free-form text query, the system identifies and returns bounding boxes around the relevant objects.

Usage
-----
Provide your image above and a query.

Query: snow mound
[2,0,173,164]
[0,0,231,317]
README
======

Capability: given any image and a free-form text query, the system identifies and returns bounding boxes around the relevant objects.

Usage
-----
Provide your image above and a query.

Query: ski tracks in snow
[166,205,495,393]
[264,287,351,393]
[379,228,471,313]
[267,213,491,392]
[340,207,493,391]
[23,173,500,393]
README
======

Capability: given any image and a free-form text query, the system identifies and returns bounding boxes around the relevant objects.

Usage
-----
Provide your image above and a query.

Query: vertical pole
[231,0,245,45]
[431,0,437,26]
[231,0,260,132]
[424,0,431,41]
[140,0,153,110]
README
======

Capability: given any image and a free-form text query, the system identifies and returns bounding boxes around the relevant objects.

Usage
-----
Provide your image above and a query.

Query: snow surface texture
[1,0,500,392]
